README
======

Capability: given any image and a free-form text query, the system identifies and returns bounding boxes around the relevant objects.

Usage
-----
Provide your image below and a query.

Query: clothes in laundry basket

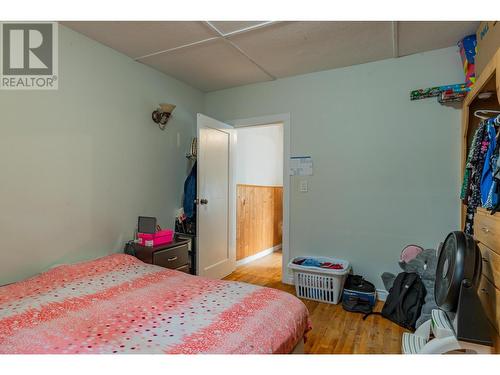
[292,257,344,269]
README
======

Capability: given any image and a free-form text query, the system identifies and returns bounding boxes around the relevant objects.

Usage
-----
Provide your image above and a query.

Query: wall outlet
[299,180,308,192]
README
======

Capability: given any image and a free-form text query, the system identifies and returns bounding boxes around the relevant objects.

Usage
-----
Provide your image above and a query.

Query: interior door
[196,114,235,278]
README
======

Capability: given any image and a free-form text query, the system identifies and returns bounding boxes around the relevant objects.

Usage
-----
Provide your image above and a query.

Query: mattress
[0,254,310,354]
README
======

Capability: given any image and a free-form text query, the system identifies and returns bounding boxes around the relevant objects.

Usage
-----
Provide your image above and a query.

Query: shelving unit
[461,47,500,224]
[460,47,500,353]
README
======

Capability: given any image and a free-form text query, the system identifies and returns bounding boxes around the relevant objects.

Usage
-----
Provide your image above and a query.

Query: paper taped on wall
[290,156,313,176]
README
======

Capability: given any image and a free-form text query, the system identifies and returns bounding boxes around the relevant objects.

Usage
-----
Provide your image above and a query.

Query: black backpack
[342,275,376,315]
[364,272,426,330]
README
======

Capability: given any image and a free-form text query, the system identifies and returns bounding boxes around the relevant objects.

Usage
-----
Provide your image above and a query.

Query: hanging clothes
[488,127,500,213]
[183,162,197,219]
[461,120,490,234]
[461,115,500,233]
[481,121,497,207]
[491,152,500,214]
[461,122,485,201]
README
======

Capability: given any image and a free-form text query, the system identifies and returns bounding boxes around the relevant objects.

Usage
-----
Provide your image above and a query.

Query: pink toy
[137,228,173,247]
[400,244,424,263]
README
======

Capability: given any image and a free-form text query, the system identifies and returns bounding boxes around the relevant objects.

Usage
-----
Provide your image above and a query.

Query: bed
[0,254,310,354]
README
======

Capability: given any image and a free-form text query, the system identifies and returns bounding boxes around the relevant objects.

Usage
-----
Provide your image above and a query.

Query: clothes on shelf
[461,115,500,234]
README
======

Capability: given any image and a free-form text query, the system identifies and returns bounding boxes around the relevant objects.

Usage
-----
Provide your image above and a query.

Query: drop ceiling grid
[134,21,282,91]
[61,21,220,59]
[131,21,279,60]
[62,21,481,92]
[226,21,396,79]
[137,38,274,92]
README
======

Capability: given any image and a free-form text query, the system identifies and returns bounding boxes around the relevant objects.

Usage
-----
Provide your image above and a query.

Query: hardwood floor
[224,251,407,354]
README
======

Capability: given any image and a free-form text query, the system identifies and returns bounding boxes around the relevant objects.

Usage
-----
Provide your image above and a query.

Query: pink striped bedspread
[0,254,310,354]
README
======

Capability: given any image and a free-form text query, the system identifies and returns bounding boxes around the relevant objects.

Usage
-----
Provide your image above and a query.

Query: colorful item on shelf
[438,89,468,104]
[411,36,476,104]
[458,34,477,87]
[410,87,442,100]
[410,83,470,101]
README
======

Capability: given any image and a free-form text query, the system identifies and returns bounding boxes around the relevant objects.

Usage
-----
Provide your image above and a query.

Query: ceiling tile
[398,21,479,56]
[61,21,483,92]
[138,38,272,92]
[209,21,268,35]
[228,21,394,78]
[61,21,218,58]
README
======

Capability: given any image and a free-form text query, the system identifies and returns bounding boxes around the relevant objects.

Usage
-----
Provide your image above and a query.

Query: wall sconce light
[152,103,176,130]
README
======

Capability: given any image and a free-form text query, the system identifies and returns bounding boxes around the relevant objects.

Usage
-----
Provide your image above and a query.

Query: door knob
[200,198,208,205]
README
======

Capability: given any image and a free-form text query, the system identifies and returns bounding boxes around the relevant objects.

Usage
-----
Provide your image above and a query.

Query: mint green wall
[0,26,464,290]
[204,47,463,289]
[0,26,203,285]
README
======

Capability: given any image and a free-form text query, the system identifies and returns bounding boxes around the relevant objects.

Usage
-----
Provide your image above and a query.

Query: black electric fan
[434,231,492,346]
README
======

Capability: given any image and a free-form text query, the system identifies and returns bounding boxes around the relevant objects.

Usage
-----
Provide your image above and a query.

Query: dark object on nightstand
[132,239,190,274]
[124,241,136,256]
[138,216,157,234]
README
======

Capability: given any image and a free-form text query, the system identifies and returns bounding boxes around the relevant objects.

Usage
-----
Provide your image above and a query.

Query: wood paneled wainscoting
[236,184,283,261]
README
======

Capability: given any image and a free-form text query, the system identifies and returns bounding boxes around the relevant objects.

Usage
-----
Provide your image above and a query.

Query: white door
[196,114,235,278]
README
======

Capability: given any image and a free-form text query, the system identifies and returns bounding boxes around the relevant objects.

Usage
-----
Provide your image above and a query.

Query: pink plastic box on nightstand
[137,229,174,247]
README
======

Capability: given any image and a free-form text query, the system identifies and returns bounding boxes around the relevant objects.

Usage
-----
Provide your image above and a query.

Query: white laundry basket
[288,256,350,304]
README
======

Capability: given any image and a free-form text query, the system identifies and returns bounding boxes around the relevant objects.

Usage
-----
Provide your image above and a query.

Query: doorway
[231,114,291,284]
[196,113,290,284]
[234,123,284,270]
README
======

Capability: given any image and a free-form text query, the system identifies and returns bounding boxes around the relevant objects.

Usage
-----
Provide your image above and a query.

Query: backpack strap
[383,273,419,316]
[362,311,382,320]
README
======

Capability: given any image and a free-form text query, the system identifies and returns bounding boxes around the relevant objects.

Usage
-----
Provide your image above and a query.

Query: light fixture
[152,103,176,130]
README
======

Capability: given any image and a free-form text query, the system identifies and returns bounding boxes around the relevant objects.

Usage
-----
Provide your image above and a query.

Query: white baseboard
[236,244,281,267]
[376,289,388,301]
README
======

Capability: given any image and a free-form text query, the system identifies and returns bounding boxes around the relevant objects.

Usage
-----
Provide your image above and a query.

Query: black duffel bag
[342,275,376,314]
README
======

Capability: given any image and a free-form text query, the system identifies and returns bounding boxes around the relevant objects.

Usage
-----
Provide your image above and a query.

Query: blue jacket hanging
[183,162,197,219]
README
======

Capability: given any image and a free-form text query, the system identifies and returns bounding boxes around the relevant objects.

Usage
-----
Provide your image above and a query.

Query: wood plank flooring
[224,251,407,354]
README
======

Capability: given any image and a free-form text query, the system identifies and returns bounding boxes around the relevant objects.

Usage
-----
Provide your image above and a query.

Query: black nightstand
[132,239,191,274]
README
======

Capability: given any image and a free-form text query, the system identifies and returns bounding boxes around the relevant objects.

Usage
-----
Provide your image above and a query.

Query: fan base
[402,309,493,354]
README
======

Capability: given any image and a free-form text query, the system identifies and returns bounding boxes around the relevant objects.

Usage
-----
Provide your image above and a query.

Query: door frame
[229,113,291,285]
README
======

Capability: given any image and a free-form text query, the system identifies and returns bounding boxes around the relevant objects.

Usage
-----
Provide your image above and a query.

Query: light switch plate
[299,180,308,192]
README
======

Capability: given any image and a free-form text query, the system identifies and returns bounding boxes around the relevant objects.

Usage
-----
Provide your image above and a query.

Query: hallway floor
[224,251,406,354]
